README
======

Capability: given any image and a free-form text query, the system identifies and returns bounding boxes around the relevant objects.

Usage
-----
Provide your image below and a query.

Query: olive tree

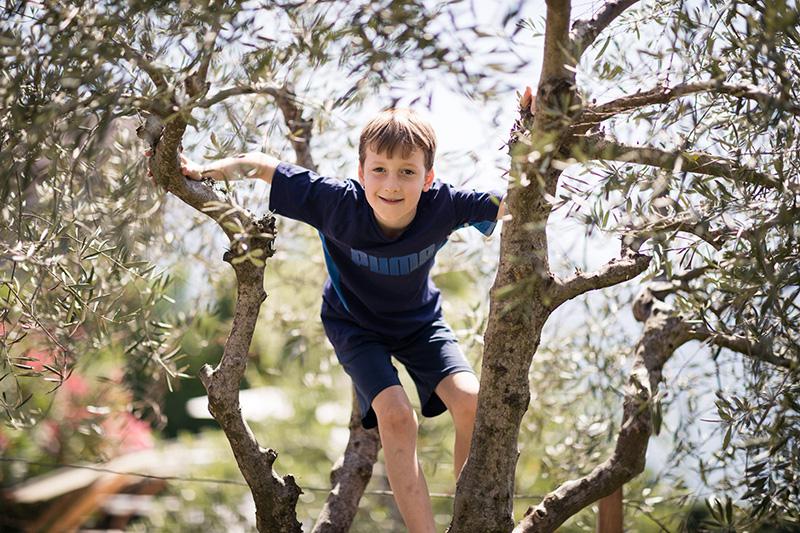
[450,1,798,531]
[2,0,797,532]
[1,0,517,531]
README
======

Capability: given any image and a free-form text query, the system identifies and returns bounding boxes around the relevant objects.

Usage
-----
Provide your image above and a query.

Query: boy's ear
[357,164,365,186]
[422,168,435,191]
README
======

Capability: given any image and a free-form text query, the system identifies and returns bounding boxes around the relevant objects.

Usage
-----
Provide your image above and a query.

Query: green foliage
[562,0,800,527]
[3,0,798,530]
[0,0,513,428]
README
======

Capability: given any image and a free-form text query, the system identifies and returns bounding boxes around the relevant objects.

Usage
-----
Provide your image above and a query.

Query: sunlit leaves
[557,0,800,526]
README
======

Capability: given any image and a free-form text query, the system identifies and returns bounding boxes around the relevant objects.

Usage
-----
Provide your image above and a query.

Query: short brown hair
[358,109,437,171]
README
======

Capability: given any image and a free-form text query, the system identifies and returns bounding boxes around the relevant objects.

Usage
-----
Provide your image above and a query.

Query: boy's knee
[448,392,478,429]
[450,389,478,424]
[376,400,418,435]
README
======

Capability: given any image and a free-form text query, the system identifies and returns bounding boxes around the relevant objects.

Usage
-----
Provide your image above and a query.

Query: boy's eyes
[371,167,416,176]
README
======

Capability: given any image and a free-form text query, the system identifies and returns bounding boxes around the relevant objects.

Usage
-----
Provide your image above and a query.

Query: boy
[180,109,506,532]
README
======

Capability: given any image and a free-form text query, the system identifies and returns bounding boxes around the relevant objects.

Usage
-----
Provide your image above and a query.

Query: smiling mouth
[379,196,403,204]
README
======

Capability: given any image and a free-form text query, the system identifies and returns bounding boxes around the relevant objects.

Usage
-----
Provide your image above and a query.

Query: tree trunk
[450,1,576,530]
[312,393,380,533]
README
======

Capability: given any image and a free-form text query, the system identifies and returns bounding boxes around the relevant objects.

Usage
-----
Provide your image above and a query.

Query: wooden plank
[31,474,134,533]
[597,486,623,533]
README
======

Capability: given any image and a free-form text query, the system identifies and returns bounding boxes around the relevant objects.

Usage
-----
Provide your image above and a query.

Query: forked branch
[550,251,651,308]
[137,32,304,532]
[514,291,695,532]
[570,0,641,57]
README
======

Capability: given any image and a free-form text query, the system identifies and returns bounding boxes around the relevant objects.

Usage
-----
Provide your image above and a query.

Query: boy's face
[358,145,434,238]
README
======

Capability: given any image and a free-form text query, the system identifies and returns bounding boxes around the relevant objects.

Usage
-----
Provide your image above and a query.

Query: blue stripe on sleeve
[318,232,350,312]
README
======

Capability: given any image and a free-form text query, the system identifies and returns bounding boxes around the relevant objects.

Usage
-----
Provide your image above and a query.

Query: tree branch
[570,0,641,57]
[193,84,317,170]
[143,44,378,531]
[311,393,380,533]
[580,134,794,191]
[575,81,800,133]
[514,292,695,532]
[194,84,281,109]
[689,328,793,369]
[550,251,651,308]
[451,4,583,531]
[621,209,730,250]
[154,127,300,532]
[184,19,222,100]
[136,42,306,530]
[110,39,169,91]
[198,271,302,533]
[540,0,574,81]
[273,85,317,170]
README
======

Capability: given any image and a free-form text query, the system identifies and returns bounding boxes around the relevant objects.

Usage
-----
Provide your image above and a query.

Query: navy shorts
[322,312,474,429]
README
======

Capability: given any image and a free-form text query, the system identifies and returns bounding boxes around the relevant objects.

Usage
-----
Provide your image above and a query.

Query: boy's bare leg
[372,386,436,533]
[435,372,479,479]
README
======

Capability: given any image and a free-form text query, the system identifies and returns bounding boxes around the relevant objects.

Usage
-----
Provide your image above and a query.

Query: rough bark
[199,269,303,533]
[550,251,651,308]
[141,127,303,533]
[137,65,306,532]
[449,4,651,528]
[312,394,381,533]
[513,289,696,533]
[450,2,575,531]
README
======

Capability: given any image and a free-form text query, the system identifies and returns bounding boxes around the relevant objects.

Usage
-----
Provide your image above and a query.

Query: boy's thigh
[392,318,475,419]
[323,314,412,428]
[334,341,402,429]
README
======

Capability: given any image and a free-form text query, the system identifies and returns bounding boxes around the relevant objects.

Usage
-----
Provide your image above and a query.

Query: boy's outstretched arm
[180,152,281,184]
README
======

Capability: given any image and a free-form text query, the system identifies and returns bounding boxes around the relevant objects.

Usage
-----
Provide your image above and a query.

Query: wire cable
[0,456,543,500]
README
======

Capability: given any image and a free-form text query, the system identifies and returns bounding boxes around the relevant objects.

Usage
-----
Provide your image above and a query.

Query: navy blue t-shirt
[268,162,503,340]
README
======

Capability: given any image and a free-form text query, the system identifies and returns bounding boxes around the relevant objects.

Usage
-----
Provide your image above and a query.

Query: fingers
[144,148,202,181]
[181,163,202,181]
[519,86,536,114]
[520,86,531,109]
[177,153,201,180]
[179,162,192,179]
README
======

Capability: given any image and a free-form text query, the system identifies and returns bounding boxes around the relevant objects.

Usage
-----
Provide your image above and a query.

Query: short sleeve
[268,162,354,232]
[450,185,505,236]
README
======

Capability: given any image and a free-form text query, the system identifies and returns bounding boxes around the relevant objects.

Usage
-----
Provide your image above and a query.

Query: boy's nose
[384,177,401,191]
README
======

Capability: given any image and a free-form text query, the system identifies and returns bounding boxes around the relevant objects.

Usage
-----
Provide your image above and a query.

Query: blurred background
[2,0,798,531]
